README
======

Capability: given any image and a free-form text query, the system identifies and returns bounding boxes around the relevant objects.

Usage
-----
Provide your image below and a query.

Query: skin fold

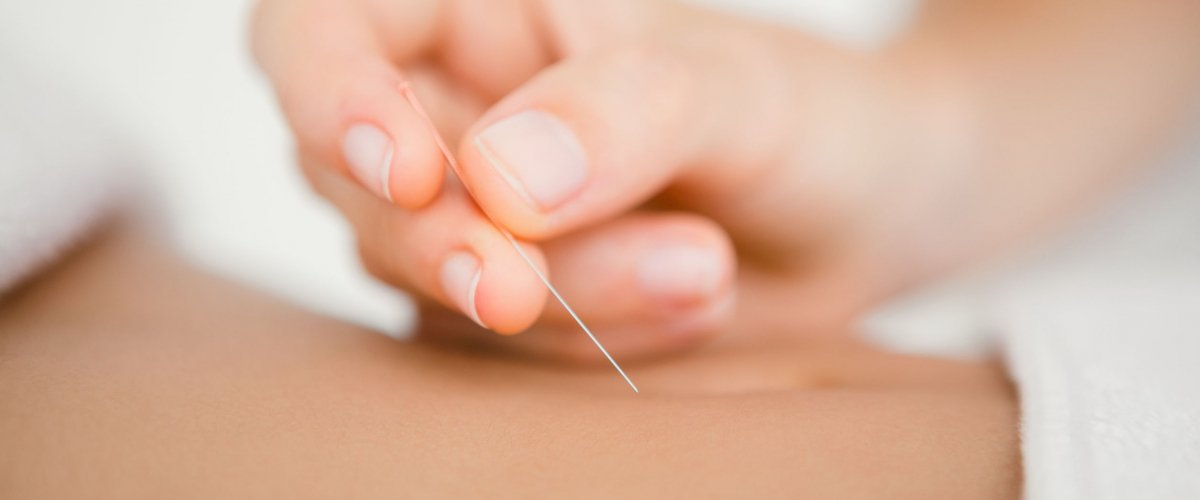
[0,229,1020,498]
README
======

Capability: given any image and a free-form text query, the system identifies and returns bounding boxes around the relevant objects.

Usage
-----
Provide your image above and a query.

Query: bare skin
[251,0,1200,361]
[0,229,1020,498]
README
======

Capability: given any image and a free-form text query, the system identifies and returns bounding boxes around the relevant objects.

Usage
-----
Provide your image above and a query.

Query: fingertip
[448,44,706,241]
[438,250,488,329]
[455,134,560,240]
[337,78,446,209]
[639,215,738,308]
[469,236,549,335]
[382,104,446,209]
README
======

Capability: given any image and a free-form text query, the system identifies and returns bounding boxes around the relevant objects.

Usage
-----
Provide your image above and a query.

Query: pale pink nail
[342,123,394,202]
[474,110,588,211]
[440,251,486,328]
[636,245,724,304]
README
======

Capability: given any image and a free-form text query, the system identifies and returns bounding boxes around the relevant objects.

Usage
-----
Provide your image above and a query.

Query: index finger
[250,0,551,208]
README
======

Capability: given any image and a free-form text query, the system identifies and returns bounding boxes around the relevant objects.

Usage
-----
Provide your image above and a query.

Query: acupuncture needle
[399,82,640,394]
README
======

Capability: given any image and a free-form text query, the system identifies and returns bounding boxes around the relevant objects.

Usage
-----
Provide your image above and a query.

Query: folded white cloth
[0,55,127,294]
[994,128,1200,499]
[861,96,1200,498]
[1001,274,1200,499]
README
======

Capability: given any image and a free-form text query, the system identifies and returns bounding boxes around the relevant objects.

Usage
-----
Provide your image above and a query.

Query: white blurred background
[0,0,917,333]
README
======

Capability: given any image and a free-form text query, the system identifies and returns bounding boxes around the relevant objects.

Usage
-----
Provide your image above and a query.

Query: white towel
[1000,274,1200,499]
[993,126,1200,499]
[997,173,1200,499]
[0,55,127,294]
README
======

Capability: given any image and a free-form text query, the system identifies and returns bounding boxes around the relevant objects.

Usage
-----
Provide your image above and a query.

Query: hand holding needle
[399,83,639,393]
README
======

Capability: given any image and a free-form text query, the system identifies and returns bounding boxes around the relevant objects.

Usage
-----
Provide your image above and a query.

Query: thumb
[453,16,805,241]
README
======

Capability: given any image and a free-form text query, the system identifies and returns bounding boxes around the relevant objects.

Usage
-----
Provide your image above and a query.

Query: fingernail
[636,245,725,304]
[440,251,487,328]
[664,291,736,338]
[474,110,588,211]
[342,123,395,202]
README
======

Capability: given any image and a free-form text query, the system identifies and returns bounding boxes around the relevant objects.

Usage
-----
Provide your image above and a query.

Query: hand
[251,0,931,361]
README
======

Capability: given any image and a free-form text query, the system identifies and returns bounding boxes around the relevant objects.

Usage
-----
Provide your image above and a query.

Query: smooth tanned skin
[0,231,1019,498]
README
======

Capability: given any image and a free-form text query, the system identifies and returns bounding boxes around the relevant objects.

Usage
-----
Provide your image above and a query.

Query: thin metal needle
[499,229,639,393]
[399,83,639,394]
